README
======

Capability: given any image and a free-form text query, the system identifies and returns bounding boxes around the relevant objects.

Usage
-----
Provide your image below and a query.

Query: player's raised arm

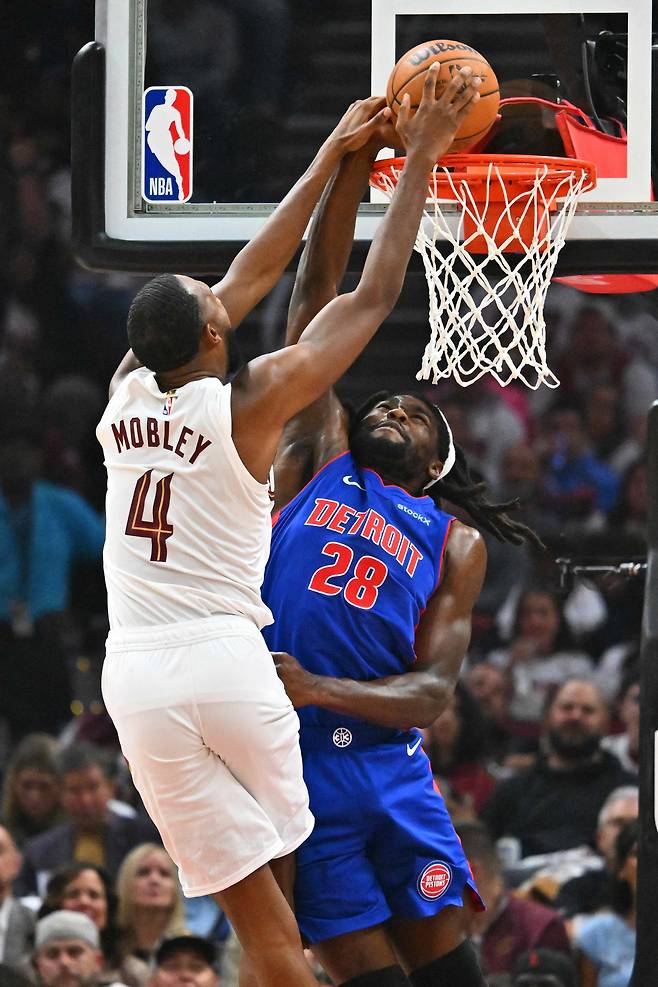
[232,65,481,483]
[212,97,392,329]
[273,141,393,509]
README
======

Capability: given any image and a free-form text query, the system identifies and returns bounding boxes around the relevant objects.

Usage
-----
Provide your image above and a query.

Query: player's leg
[388,900,485,987]
[236,852,297,987]
[311,925,411,986]
[213,862,318,987]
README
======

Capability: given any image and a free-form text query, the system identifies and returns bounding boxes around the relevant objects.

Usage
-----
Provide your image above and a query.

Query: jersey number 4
[308,541,388,610]
[125,470,174,562]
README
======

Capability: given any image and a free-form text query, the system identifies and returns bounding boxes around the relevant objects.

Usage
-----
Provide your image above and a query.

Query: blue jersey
[262,451,454,735]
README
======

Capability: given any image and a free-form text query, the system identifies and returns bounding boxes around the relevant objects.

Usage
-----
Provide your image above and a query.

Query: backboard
[74,0,657,274]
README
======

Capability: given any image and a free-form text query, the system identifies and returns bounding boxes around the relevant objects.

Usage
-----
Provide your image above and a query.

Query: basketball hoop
[370,154,596,389]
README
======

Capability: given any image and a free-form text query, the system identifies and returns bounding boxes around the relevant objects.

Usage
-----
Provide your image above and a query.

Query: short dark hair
[455,821,501,877]
[55,742,114,781]
[127,274,204,371]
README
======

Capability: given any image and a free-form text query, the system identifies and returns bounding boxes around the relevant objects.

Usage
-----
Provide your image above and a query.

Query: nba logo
[143,86,193,203]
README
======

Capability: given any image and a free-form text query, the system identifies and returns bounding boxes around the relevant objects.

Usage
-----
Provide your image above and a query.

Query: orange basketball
[386,40,500,153]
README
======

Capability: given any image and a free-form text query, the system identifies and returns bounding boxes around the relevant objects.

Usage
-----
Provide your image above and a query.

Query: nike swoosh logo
[342,475,365,490]
[407,737,422,756]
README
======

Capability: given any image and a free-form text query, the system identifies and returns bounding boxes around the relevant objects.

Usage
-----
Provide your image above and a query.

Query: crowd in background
[1,3,656,986]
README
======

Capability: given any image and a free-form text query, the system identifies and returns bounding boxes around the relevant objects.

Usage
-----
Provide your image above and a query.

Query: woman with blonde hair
[115,843,186,965]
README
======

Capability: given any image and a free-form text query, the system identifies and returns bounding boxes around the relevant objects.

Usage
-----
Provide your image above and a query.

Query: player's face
[351,395,442,488]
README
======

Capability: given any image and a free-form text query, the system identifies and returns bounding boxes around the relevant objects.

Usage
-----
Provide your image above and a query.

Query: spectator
[30,910,119,987]
[39,863,121,971]
[464,663,517,768]
[424,682,497,813]
[605,458,648,544]
[0,825,34,967]
[555,303,656,442]
[1,733,63,847]
[555,786,638,926]
[537,402,619,529]
[149,935,219,987]
[582,385,641,479]
[482,680,636,858]
[458,822,572,980]
[486,589,594,733]
[0,436,105,740]
[16,744,158,897]
[575,820,638,987]
[116,845,186,967]
[511,948,578,987]
[601,670,640,775]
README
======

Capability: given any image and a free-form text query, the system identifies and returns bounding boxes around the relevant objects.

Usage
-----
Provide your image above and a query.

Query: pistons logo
[417,861,452,901]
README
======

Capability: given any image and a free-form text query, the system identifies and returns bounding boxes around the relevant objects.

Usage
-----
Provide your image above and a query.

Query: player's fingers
[420,62,442,104]
[440,65,474,105]
[397,92,411,128]
[454,90,481,124]
[451,77,482,112]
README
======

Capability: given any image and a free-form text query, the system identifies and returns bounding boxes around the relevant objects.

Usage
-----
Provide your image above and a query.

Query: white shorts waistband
[106,613,259,652]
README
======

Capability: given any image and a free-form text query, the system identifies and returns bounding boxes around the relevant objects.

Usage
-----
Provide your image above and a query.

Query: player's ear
[427,457,442,484]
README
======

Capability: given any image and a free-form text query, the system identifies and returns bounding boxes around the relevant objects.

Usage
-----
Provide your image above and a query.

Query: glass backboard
[73,0,657,273]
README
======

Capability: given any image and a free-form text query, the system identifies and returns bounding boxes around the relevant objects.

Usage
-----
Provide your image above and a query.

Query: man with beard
[260,126,541,987]
[482,680,636,858]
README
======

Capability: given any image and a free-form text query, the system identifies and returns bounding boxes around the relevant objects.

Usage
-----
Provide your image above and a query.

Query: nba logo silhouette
[143,86,193,203]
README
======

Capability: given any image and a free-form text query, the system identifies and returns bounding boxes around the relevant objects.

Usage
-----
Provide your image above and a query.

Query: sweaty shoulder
[444,520,487,570]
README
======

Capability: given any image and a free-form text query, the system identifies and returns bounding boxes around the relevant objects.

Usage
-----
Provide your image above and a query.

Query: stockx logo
[397,503,431,525]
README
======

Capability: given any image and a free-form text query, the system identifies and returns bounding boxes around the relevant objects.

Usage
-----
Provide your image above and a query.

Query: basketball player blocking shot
[97,67,480,987]
[259,88,542,987]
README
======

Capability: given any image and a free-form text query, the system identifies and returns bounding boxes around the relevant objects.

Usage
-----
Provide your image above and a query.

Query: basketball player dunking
[260,104,541,987]
[96,69,481,987]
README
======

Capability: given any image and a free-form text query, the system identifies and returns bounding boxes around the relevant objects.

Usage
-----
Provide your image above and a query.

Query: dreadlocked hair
[350,391,545,551]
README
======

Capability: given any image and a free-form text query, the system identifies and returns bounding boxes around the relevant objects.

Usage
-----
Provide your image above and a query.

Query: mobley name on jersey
[110,414,212,465]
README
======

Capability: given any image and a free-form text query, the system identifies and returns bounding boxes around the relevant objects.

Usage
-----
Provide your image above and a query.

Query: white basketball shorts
[101,614,314,897]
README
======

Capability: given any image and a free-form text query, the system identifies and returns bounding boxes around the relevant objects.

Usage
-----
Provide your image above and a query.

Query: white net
[372,156,595,390]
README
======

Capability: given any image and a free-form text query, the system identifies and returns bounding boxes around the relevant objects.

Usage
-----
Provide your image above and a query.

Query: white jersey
[96,368,273,629]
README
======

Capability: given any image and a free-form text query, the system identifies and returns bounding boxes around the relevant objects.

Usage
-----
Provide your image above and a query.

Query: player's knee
[409,940,485,987]
[339,966,411,987]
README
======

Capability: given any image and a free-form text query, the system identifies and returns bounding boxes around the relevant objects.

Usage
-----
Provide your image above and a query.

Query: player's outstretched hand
[396,63,481,165]
[328,96,393,154]
[272,651,318,708]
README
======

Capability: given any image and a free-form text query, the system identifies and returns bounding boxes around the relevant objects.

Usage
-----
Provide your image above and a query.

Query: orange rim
[370,153,597,200]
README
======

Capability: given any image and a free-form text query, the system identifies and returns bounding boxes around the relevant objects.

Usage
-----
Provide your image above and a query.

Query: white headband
[423,406,456,490]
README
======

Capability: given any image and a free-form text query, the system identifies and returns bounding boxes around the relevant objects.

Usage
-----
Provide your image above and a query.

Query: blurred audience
[31,910,111,987]
[0,824,34,966]
[555,786,638,929]
[485,589,593,735]
[16,744,157,897]
[1,733,63,847]
[115,844,187,970]
[510,948,578,987]
[424,682,497,814]
[458,822,572,981]
[574,819,638,987]
[481,680,636,858]
[149,935,219,987]
[38,863,123,974]
[601,669,640,776]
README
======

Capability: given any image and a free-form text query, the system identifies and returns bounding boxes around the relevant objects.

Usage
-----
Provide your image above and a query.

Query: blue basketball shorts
[295,726,484,944]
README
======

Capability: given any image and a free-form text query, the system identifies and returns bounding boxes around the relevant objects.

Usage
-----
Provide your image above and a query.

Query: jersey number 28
[308,541,388,610]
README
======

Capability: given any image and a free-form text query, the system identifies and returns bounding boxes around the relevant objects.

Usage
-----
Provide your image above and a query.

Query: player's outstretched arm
[211,97,391,329]
[273,523,487,731]
[232,65,481,484]
[108,349,143,399]
[274,143,391,509]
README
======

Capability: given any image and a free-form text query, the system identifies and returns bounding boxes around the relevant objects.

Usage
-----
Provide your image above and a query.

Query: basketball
[174,137,190,155]
[386,40,500,153]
